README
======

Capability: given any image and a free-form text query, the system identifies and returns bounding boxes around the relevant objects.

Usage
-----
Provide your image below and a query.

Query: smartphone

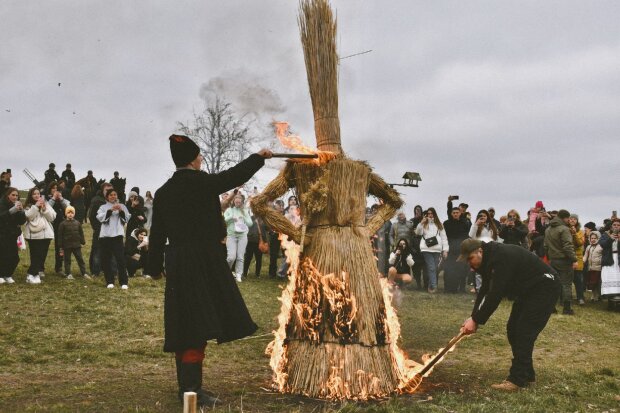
[613,210,617,218]
[451,195,459,200]
[6,168,11,173]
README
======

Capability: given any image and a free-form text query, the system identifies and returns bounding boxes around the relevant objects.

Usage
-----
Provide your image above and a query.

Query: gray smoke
[199,69,286,120]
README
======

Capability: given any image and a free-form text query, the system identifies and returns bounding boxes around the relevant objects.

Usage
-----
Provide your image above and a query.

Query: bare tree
[177,97,252,174]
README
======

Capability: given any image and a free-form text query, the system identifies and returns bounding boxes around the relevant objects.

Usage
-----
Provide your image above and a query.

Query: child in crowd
[58,206,90,280]
[584,231,603,301]
[125,227,150,278]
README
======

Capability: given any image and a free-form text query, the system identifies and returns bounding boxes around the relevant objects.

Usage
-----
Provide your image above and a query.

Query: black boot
[562,300,574,315]
[177,362,219,407]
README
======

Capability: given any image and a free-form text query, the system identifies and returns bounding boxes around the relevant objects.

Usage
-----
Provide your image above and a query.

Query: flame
[273,121,336,164]
[267,235,465,399]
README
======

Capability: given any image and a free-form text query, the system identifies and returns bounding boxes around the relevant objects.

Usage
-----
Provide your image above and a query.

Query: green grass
[1,225,619,412]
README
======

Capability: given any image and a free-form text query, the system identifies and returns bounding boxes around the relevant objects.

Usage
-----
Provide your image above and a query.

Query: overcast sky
[1,1,618,225]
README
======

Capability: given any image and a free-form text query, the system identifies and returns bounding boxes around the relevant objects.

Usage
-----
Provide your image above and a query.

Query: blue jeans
[422,252,440,290]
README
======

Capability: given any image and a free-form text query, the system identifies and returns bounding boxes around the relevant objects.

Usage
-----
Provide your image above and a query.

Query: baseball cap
[457,239,483,262]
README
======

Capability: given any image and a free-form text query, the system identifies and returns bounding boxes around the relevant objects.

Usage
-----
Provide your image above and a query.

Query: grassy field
[1,225,619,412]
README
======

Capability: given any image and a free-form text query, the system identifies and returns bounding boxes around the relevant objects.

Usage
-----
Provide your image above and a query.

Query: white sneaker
[66,274,74,280]
[38,271,46,278]
[235,274,242,282]
[83,274,92,280]
[5,277,15,284]
[121,284,129,290]
[107,284,114,289]
[34,275,42,284]
[143,274,152,279]
[0,277,5,284]
[26,274,36,284]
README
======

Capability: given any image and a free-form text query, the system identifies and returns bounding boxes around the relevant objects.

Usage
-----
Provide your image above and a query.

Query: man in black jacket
[147,135,272,406]
[44,163,60,187]
[459,239,559,391]
[443,207,471,292]
[61,163,76,190]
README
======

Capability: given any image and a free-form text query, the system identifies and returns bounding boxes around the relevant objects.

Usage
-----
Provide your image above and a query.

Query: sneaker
[26,274,36,284]
[491,380,521,391]
[235,274,242,282]
[5,277,15,284]
[121,285,129,290]
[0,277,5,284]
[38,271,46,278]
[83,274,92,280]
[66,274,74,280]
[107,284,114,289]
[34,275,42,284]
[578,299,585,305]
[143,274,152,279]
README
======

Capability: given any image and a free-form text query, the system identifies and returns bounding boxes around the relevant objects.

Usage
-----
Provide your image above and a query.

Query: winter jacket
[499,222,528,246]
[125,228,148,259]
[415,222,449,253]
[247,216,268,243]
[391,219,414,247]
[224,206,252,236]
[0,198,27,242]
[97,202,131,238]
[472,242,557,325]
[443,218,471,257]
[599,232,619,267]
[89,194,106,232]
[572,229,585,271]
[126,203,147,237]
[527,208,539,232]
[469,224,501,243]
[57,219,85,249]
[584,244,603,272]
[388,251,415,274]
[23,203,56,239]
[544,217,577,263]
[48,197,70,232]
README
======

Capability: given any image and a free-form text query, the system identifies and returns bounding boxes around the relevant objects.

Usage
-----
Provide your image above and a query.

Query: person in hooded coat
[147,134,272,406]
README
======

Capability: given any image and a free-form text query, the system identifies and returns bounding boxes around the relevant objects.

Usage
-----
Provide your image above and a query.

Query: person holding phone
[96,189,131,289]
[415,207,448,293]
[0,187,26,284]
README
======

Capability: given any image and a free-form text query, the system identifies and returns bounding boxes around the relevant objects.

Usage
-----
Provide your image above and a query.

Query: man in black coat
[459,240,560,391]
[61,163,76,190]
[147,134,272,406]
[443,207,471,292]
[44,163,60,187]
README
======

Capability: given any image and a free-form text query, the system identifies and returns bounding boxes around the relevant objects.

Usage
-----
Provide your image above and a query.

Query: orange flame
[273,121,336,164]
[267,236,465,399]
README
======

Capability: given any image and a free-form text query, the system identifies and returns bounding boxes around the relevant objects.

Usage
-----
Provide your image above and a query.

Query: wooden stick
[183,392,197,413]
[418,332,466,377]
[271,153,319,159]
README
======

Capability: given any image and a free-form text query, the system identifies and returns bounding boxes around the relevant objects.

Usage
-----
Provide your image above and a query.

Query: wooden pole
[183,392,197,413]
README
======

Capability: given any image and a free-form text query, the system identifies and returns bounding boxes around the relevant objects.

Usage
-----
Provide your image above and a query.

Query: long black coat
[147,154,264,352]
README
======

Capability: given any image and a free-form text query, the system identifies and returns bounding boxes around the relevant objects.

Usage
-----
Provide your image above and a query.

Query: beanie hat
[169,134,200,167]
[558,209,570,219]
[570,213,579,221]
[590,231,601,240]
[65,206,75,215]
[130,186,140,195]
[584,222,596,231]
[128,191,138,199]
[535,201,544,209]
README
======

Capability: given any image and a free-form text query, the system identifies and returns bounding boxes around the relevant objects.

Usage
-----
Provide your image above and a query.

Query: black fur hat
[169,134,200,167]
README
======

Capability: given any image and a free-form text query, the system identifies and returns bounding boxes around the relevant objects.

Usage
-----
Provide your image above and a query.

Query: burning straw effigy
[251,0,461,400]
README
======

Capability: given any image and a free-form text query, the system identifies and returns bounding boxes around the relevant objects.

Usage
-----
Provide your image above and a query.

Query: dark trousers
[64,247,86,275]
[100,236,128,286]
[573,269,584,301]
[126,254,149,276]
[412,260,427,289]
[506,278,560,387]
[27,239,52,275]
[53,234,63,272]
[243,241,264,277]
[443,254,469,293]
[550,259,574,303]
[0,239,19,278]
[89,230,101,275]
[268,235,281,278]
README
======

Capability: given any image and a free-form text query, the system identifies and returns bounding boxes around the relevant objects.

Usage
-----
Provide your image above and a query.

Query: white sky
[1,1,619,225]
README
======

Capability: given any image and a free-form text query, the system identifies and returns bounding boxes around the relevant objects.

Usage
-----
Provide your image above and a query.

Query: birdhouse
[402,172,421,187]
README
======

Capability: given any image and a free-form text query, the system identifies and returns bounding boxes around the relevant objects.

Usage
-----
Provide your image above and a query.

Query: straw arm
[250,170,304,244]
[366,173,403,235]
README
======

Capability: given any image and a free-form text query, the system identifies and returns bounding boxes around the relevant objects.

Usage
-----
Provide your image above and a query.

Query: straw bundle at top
[299,0,342,156]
